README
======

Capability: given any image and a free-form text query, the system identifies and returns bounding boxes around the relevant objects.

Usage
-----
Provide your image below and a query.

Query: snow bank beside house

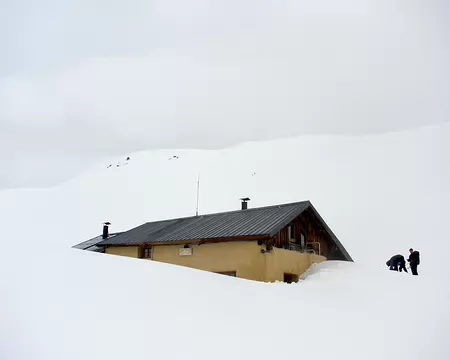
[1,124,450,359]
[2,249,449,360]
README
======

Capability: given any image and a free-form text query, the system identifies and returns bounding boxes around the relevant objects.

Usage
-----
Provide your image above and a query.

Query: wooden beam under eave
[105,234,271,247]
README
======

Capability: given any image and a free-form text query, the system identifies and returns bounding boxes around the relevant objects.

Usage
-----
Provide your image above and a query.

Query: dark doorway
[284,273,299,283]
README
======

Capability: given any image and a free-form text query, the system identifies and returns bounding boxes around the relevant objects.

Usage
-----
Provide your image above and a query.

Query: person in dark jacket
[408,248,420,275]
[386,254,408,272]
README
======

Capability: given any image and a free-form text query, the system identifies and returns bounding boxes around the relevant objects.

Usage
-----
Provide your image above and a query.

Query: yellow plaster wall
[105,242,326,282]
[105,246,140,258]
[153,242,266,281]
[264,247,326,282]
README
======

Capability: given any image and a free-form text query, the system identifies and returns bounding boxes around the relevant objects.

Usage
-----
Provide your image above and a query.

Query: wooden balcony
[288,242,319,256]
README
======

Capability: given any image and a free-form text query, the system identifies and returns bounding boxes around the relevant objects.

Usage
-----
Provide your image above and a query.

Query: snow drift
[1,124,449,359]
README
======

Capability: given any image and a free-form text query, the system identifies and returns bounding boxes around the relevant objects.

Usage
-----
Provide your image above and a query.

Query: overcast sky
[1,0,449,188]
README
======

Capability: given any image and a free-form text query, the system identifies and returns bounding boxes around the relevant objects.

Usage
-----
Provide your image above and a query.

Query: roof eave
[101,234,272,247]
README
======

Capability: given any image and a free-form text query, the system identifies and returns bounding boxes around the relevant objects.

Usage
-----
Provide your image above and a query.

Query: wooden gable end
[273,208,346,260]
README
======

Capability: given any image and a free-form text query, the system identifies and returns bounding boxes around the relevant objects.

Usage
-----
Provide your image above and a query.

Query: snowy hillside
[1,124,450,359]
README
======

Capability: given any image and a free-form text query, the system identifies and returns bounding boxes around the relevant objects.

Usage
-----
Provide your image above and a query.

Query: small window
[289,224,295,241]
[142,247,152,259]
[216,271,236,277]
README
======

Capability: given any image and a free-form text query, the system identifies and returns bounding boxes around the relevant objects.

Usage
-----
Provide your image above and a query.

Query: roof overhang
[103,234,272,247]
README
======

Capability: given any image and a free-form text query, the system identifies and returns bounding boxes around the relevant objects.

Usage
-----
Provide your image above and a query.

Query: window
[216,271,236,277]
[289,224,295,241]
[142,247,152,259]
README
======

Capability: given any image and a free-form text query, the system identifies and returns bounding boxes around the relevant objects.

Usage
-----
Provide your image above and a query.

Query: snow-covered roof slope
[1,124,449,359]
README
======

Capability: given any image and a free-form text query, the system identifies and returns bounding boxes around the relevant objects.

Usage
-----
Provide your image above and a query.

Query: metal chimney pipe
[240,197,250,210]
[102,222,111,239]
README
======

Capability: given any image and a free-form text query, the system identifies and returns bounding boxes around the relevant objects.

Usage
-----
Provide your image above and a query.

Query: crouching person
[386,254,408,273]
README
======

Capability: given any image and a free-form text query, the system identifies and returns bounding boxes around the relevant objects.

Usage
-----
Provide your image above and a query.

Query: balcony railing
[288,242,319,256]
[288,242,304,252]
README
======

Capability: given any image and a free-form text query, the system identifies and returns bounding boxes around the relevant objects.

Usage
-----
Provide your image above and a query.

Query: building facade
[74,200,352,283]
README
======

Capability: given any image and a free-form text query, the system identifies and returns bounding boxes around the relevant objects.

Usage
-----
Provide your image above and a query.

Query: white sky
[1,0,449,188]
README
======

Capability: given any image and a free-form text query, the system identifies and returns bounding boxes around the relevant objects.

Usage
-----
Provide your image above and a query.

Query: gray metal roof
[88,201,352,262]
[96,201,310,246]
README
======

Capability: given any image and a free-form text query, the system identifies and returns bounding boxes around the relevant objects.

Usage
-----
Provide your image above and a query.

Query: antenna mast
[195,172,200,216]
